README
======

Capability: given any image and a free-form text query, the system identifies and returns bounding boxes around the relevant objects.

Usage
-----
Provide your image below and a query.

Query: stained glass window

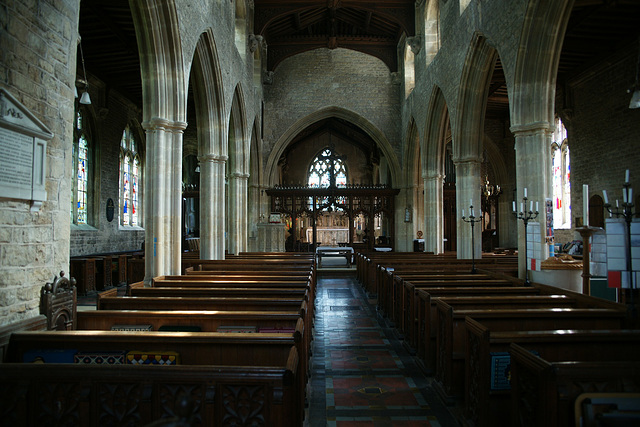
[71,110,90,225]
[307,148,347,188]
[120,125,142,226]
[551,117,570,229]
[307,148,348,210]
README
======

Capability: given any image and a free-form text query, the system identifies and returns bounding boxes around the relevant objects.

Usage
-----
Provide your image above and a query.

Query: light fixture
[629,37,640,109]
[78,41,91,105]
[195,165,200,173]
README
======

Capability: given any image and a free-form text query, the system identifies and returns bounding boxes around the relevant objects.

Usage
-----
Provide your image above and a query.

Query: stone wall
[0,0,79,325]
[263,48,401,181]
[70,88,145,257]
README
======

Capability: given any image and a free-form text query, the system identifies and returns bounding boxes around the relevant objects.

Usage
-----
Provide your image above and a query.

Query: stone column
[199,154,227,260]
[511,123,553,279]
[455,158,482,260]
[228,172,249,255]
[143,117,187,282]
[424,172,444,254]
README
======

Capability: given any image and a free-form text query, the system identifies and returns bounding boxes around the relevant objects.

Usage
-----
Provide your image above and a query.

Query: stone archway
[130,0,188,280]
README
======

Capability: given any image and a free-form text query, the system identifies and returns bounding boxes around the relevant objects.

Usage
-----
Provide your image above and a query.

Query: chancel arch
[266,112,400,250]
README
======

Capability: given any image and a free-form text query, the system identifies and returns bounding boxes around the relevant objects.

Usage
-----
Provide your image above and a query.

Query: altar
[306,228,349,246]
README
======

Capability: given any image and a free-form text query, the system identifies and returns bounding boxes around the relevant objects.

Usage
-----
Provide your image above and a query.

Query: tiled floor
[308,268,460,426]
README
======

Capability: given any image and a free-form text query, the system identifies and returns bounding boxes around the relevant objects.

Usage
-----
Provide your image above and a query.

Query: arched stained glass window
[120,125,142,226]
[307,148,347,188]
[551,117,571,229]
[71,110,90,225]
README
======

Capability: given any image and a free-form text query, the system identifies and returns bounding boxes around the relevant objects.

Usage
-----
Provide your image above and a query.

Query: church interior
[1,0,640,425]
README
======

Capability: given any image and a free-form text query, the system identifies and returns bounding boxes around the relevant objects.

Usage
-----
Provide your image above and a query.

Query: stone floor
[308,260,460,426]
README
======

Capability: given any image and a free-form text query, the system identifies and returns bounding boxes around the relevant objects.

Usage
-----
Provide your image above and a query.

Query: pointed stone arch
[423,85,451,254]
[190,29,227,260]
[509,0,574,278]
[265,107,400,188]
[130,0,188,280]
[227,84,250,255]
[453,33,501,259]
[398,117,424,250]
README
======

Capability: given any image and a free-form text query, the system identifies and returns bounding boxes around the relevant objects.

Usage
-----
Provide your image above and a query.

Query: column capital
[229,172,250,180]
[198,154,228,163]
[424,172,445,182]
[142,117,188,131]
[452,155,483,166]
[510,121,553,137]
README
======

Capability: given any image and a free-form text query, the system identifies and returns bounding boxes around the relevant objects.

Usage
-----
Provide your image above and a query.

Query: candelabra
[602,170,637,318]
[513,190,539,285]
[462,204,483,274]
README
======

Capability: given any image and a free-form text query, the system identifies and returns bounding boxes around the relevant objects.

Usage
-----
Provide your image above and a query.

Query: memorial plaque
[0,89,52,211]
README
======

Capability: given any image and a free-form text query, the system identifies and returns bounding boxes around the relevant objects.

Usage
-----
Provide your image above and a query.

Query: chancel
[1,0,640,425]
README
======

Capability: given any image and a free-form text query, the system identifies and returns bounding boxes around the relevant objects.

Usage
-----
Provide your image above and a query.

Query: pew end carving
[39,271,77,330]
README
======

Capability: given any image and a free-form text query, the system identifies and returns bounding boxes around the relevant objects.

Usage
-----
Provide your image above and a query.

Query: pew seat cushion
[23,349,77,363]
[126,351,180,365]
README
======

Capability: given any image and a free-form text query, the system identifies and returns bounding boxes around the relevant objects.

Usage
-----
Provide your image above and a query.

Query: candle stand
[514,196,539,285]
[603,177,637,319]
[462,205,483,274]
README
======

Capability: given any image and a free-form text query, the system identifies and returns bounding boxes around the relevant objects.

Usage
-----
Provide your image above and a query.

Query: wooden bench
[2,330,303,426]
[434,305,628,403]
[509,341,640,427]
[413,286,541,368]
[417,293,575,373]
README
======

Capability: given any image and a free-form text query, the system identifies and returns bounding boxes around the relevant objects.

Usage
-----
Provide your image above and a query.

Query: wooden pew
[434,305,628,403]
[2,330,303,426]
[417,293,575,373]
[413,286,540,368]
[509,340,640,427]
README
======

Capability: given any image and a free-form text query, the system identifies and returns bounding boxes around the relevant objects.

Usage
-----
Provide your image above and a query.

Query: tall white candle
[624,190,628,204]
[536,201,539,212]
[462,209,465,217]
[629,188,633,204]
[512,201,516,212]
[583,184,589,227]
[471,208,475,217]
[626,169,630,183]
[530,201,533,212]
[603,190,609,204]
[520,202,524,213]
[524,187,527,198]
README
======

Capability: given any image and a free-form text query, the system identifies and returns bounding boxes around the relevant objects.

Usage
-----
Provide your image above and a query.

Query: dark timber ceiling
[254,0,415,72]
[77,0,640,120]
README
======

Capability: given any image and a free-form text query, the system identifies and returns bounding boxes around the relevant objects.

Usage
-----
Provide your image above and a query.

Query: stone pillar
[455,158,482,260]
[199,154,227,260]
[143,118,187,282]
[511,123,553,279]
[228,172,249,255]
[424,173,444,254]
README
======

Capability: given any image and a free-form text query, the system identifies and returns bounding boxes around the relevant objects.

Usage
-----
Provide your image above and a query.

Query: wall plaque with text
[0,88,53,211]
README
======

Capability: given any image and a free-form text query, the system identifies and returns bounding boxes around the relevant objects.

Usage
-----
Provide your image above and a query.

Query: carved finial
[263,70,274,85]
[249,34,263,53]
[407,36,422,55]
